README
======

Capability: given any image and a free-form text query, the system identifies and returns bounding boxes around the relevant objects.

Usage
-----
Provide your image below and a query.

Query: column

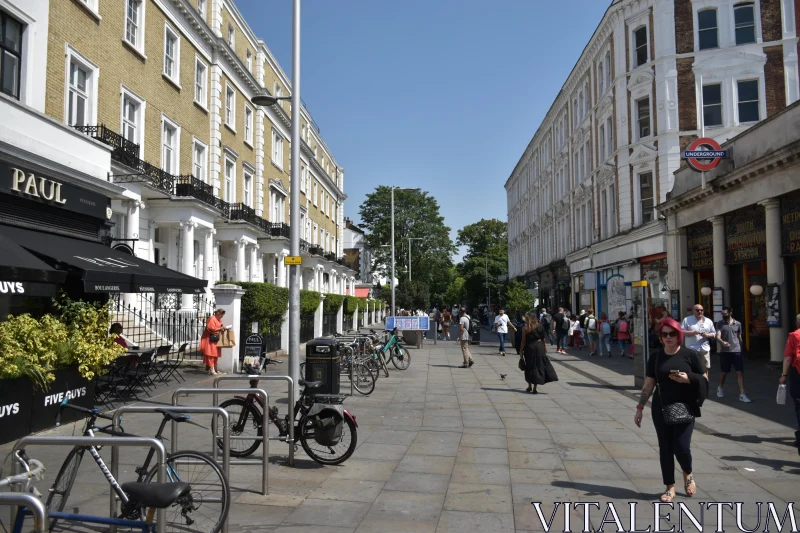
[760,199,786,363]
[236,238,247,282]
[211,284,246,372]
[180,220,197,308]
[204,229,216,284]
[277,253,287,287]
[330,270,337,295]
[249,243,259,282]
[708,216,730,306]
[266,253,276,284]
[123,200,143,307]
[257,252,264,284]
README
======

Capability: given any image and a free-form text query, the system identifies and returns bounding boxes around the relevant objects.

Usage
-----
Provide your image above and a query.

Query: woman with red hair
[634,317,708,503]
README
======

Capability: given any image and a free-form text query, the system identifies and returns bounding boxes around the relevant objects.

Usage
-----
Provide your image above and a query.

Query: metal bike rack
[13,436,167,533]
[172,387,269,495]
[213,375,295,466]
[0,494,47,533]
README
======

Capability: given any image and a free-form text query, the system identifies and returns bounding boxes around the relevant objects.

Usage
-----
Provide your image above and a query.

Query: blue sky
[237,0,611,258]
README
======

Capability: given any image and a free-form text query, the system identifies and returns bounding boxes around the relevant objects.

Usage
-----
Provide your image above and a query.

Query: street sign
[682,137,728,172]
[285,256,302,265]
[385,316,429,331]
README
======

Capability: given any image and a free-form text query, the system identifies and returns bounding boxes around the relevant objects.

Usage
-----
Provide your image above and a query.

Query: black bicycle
[46,400,230,533]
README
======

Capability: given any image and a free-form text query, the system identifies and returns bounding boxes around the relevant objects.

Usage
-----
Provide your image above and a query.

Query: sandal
[660,488,675,503]
[684,475,696,497]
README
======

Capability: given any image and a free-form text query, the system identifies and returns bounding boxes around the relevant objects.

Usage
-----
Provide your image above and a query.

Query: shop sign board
[725,209,766,264]
[386,316,429,331]
[780,192,800,256]
[686,222,713,269]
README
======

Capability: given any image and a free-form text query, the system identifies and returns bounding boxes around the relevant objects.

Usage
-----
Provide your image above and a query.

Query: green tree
[455,219,508,308]
[443,275,466,307]
[503,280,535,315]
[396,280,430,311]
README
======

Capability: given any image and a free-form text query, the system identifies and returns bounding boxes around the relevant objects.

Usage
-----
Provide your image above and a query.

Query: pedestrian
[521,312,559,394]
[109,322,129,350]
[493,308,516,356]
[599,312,612,357]
[456,306,474,368]
[634,317,707,503]
[715,306,750,402]
[578,310,588,349]
[616,311,632,358]
[552,307,570,354]
[540,308,553,345]
[569,315,583,349]
[513,312,525,355]
[681,304,716,371]
[586,309,598,356]
[200,308,227,375]
[442,308,452,340]
[780,314,800,452]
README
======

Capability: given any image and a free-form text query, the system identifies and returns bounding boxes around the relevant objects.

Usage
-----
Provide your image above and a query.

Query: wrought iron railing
[229,203,262,227]
[270,223,290,238]
[322,312,337,336]
[309,245,323,256]
[300,239,310,252]
[74,124,140,168]
[175,174,217,208]
[300,313,315,343]
[324,252,337,262]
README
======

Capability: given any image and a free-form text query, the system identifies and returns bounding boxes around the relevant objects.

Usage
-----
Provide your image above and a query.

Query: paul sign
[682,137,728,172]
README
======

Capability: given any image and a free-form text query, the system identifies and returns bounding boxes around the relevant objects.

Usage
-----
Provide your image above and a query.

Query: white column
[277,253,287,287]
[126,200,142,246]
[708,216,730,306]
[180,220,197,308]
[249,244,259,282]
[257,252,264,284]
[211,284,246,372]
[265,253,276,284]
[329,270,337,295]
[760,199,786,363]
[204,229,216,284]
[236,238,247,282]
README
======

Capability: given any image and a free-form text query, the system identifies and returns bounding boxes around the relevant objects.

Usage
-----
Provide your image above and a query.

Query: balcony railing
[229,203,262,227]
[324,252,337,262]
[175,174,215,205]
[270,223,290,239]
[300,239,310,252]
[74,124,140,168]
[309,245,323,256]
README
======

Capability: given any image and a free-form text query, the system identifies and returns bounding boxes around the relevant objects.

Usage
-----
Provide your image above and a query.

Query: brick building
[0,0,357,314]
[505,0,799,320]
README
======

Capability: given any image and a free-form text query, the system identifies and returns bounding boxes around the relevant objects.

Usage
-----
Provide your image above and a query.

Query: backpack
[618,319,629,334]
[587,317,597,331]
[467,317,478,336]
[601,321,611,335]
[541,313,551,329]
[562,315,570,330]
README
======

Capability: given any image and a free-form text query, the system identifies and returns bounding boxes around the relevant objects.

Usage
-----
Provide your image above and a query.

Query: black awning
[1,225,207,294]
[0,229,66,297]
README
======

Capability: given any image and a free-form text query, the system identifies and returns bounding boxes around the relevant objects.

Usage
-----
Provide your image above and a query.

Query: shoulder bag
[656,350,695,426]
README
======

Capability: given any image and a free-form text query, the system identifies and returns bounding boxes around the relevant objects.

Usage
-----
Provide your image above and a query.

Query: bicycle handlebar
[56,398,114,427]
[0,452,45,489]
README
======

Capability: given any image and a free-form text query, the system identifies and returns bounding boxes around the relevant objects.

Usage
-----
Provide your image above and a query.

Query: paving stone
[308,479,385,502]
[327,459,398,481]
[396,454,456,475]
[455,446,509,465]
[509,452,565,470]
[353,443,408,461]
[507,438,559,454]
[365,490,445,522]
[460,433,508,449]
[365,428,419,445]
[384,470,451,493]
[443,483,513,514]
[435,510,516,533]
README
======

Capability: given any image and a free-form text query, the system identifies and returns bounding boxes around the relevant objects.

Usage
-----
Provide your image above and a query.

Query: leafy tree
[503,280,535,315]
[456,218,508,259]
[455,218,509,308]
[443,275,466,307]
[396,280,430,311]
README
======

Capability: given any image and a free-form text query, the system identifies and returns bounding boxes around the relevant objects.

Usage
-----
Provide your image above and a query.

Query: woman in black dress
[521,313,559,393]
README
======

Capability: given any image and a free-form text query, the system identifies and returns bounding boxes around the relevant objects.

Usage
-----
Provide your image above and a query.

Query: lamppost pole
[391,187,395,318]
[407,237,423,282]
[288,0,301,405]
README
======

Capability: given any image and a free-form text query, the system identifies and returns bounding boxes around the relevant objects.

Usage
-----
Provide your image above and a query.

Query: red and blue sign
[682,137,728,172]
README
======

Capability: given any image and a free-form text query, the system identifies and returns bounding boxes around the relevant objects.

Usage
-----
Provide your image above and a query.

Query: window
[584,140,591,175]
[300,163,307,192]
[313,181,318,206]
[227,24,234,47]
[243,169,253,207]
[193,140,207,183]
[1,11,22,99]
[634,26,648,67]
[272,130,284,167]
[599,124,606,160]
[244,106,253,145]
[246,50,252,73]
[271,190,285,223]
[163,25,179,82]
[638,172,654,225]
[737,80,760,122]
[224,158,235,203]
[598,62,604,95]
[574,153,580,184]
[197,0,205,17]
[225,85,235,128]
[161,118,179,175]
[604,51,611,90]
[606,116,613,154]
[121,93,140,145]
[194,58,207,105]
[734,3,756,45]
[601,189,608,239]
[702,84,723,127]
[578,146,585,183]
[698,9,718,50]
[125,0,143,50]
[636,97,651,139]
[608,184,617,235]
[67,61,89,126]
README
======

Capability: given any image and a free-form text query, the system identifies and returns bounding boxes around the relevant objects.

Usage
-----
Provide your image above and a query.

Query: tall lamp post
[390,187,419,319]
[252,0,301,407]
[407,237,424,281]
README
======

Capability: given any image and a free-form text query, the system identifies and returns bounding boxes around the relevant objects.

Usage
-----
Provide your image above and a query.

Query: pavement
[2,327,799,533]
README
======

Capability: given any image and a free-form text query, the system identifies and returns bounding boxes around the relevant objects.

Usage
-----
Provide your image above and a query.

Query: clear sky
[236,0,611,258]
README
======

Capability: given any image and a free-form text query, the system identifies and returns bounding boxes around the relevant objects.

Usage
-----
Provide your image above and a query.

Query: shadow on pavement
[552,480,647,500]
[712,432,798,447]
[718,455,800,473]
[568,382,638,391]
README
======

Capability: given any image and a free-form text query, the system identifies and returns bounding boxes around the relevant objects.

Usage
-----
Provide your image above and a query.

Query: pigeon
[500,374,507,380]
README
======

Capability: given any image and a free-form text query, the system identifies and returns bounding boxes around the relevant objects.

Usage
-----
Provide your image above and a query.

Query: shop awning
[0,229,66,297]
[0,225,207,294]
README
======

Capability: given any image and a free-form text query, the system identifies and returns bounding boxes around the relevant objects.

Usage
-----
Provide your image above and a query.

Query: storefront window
[641,256,668,328]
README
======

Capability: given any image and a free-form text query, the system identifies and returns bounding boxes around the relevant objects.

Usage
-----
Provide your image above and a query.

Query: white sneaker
[739,393,752,403]
[716,387,725,398]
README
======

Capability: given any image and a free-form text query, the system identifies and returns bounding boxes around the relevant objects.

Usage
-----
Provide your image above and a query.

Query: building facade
[2,0,356,310]
[506,0,799,322]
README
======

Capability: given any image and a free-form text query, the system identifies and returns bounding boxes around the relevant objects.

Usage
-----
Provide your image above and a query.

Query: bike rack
[109,406,231,533]
[0,494,47,533]
[12,436,167,533]
[172,387,269,495]
[212,375,295,466]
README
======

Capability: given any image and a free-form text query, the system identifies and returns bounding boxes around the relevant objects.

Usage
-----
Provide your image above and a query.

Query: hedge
[300,290,321,315]
[358,298,368,311]
[324,293,345,313]
[343,295,359,314]
[237,282,289,333]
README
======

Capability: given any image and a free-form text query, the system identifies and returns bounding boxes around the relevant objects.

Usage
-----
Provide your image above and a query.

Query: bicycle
[45,399,230,533]
[217,377,358,465]
[298,343,376,395]
[2,449,195,533]
[371,328,411,370]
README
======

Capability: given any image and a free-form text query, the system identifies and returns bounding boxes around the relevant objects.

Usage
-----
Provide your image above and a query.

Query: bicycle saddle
[299,379,323,389]
[122,482,190,509]
[156,409,190,423]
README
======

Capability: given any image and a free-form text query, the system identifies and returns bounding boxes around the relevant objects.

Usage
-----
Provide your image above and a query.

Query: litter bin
[305,338,342,395]
[470,319,481,345]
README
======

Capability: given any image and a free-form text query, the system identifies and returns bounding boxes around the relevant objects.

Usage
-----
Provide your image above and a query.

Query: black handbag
[518,356,526,371]
[209,333,220,343]
[656,351,695,426]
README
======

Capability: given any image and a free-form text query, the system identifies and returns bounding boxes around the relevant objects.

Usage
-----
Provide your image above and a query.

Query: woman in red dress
[200,309,226,375]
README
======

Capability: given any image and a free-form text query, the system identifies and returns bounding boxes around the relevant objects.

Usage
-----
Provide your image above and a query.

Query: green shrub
[358,298,368,311]
[239,282,289,334]
[300,290,321,315]
[324,294,345,313]
[344,295,359,314]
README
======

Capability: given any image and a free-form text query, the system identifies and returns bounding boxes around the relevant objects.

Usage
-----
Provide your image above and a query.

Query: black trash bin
[305,338,342,395]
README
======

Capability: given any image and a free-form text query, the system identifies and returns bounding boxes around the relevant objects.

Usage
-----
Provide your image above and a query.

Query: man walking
[552,307,569,354]
[781,314,800,453]
[681,303,716,370]
[456,306,474,368]
[493,308,516,356]
[716,306,750,402]
[540,308,553,345]
[586,309,598,356]
[578,310,588,350]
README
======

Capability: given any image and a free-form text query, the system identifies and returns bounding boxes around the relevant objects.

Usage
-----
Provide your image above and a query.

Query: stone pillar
[280,304,289,351]
[180,220,197,308]
[126,199,142,247]
[266,253,276,284]
[204,229,216,284]
[256,252,264,284]
[249,244,259,282]
[336,298,343,334]
[277,253,287,287]
[352,304,358,331]
[236,238,247,282]
[760,199,786,363]
[708,216,730,306]
[314,294,324,338]
[211,284,246,373]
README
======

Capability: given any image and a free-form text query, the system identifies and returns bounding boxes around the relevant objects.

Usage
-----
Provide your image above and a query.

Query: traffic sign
[682,137,728,172]
[285,256,302,265]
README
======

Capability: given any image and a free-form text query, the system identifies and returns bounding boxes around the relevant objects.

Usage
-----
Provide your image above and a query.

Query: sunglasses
[694,309,704,313]
[659,331,679,338]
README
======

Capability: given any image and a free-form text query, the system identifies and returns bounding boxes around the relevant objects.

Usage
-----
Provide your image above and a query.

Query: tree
[396,280,430,311]
[456,218,508,259]
[455,219,508,308]
[443,275,466,307]
[503,280,535,316]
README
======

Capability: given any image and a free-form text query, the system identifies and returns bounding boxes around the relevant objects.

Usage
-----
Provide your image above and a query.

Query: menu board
[781,191,800,256]
[686,221,713,269]
[726,208,766,264]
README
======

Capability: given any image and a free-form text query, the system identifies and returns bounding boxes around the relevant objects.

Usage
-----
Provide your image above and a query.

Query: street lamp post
[389,187,418,319]
[407,237,423,282]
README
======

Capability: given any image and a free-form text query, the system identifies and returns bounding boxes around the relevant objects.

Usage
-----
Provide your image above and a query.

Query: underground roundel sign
[682,137,728,172]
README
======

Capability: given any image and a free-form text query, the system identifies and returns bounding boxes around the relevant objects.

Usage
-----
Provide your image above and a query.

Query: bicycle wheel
[391,345,411,370]
[300,412,357,465]
[146,450,230,533]
[45,446,85,531]
[360,357,380,380]
[217,398,262,457]
[352,363,375,395]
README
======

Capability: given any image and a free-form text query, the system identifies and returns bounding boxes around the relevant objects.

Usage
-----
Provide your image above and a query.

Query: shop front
[781,190,800,322]
[686,221,714,316]
[639,254,669,327]
[554,264,571,311]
